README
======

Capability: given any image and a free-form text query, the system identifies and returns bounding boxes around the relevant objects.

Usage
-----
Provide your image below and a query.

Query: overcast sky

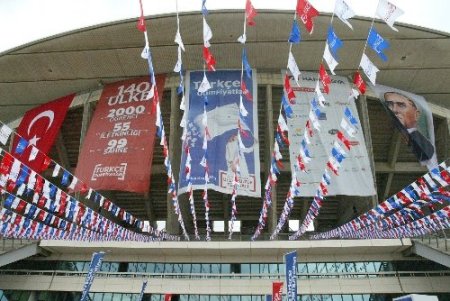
[0,0,449,53]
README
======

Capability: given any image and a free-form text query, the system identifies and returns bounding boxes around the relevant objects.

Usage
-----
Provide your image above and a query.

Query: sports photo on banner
[285,71,376,197]
[372,84,437,169]
[178,70,261,197]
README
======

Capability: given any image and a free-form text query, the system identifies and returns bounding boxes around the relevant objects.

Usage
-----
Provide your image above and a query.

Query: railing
[416,229,450,252]
[1,269,449,280]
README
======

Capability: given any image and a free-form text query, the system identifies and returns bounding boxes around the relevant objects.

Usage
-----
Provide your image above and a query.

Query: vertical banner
[138,280,148,301]
[12,94,74,171]
[285,71,376,196]
[178,70,261,197]
[80,251,105,301]
[285,251,297,301]
[371,84,437,170]
[165,294,173,301]
[75,76,165,193]
[273,281,284,301]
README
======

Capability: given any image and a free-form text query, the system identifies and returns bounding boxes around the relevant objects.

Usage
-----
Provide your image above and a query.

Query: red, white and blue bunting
[0,145,177,241]
[0,121,162,237]
[312,161,450,239]
[136,0,189,240]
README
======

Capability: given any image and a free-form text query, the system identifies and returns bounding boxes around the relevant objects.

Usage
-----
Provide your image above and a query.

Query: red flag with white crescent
[12,94,74,172]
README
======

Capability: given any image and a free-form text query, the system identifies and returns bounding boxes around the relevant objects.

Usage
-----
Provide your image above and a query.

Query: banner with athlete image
[285,71,376,196]
[75,76,165,193]
[178,70,260,197]
[371,84,437,170]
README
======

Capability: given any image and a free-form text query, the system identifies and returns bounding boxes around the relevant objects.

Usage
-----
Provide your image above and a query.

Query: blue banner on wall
[80,251,105,301]
[138,280,148,301]
[285,250,297,301]
[178,70,261,197]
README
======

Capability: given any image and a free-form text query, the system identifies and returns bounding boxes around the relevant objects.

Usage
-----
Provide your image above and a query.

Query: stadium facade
[0,9,449,301]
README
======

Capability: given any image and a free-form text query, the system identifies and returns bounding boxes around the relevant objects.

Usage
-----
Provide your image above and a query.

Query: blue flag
[288,19,301,44]
[367,28,390,61]
[344,107,358,127]
[15,137,28,155]
[138,280,148,301]
[327,26,343,59]
[242,48,252,79]
[81,251,105,301]
[285,251,297,301]
[281,95,294,118]
[61,170,70,186]
[202,0,208,16]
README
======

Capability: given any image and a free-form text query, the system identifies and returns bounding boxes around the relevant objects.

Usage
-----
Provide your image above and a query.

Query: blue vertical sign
[178,70,261,197]
[80,251,105,301]
[285,250,297,301]
[138,280,148,301]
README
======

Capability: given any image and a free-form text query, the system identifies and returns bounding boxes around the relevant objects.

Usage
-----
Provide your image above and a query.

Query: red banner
[273,281,283,301]
[13,94,74,171]
[75,76,165,193]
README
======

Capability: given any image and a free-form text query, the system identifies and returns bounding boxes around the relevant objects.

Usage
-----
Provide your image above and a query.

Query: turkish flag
[12,94,74,172]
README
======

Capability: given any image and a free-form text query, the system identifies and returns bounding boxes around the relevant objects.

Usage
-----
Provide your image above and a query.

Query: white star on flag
[334,0,355,30]
[376,0,404,32]
[359,53,379,85]
[203,18,213,47]
[287,52,301,86]
[323,44,338,75]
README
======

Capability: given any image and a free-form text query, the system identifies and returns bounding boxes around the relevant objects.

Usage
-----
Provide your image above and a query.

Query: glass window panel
[151,295,163,301]
[92,293,103,301]
[251,296,260,301]
[323,295,333,301]
[326,263,337,273]
[342,295,353,301]
[336,263,347,273]
[201,264,211,274]
[183,264,191,274]
[269,264,278,274]
[298,263,308,274]
[112,293,122,301]
[222,264,231,274]
[211,264,220,273]
[221,296,229,301]
[231,296,240,301]
[361,295,371,301]
[302,295,312,301]
[192,264,201,273]
[190,295,200,301]
[101,262,111,272]
[155,263,164,273]
[109,262,119,272]
[331,295,343,301]
[75,262,85,271]
[307,263,317,273]
[200,295,209,301]
[210,296,220,301]
[174,263,183,273]
[165,264,174,273]
[345,263,356,273]
[278,263,286,274]
[251,264,260,274]
[353,295,364,301]
[180,295,188,301]
[260,264,269,274]
[147,263,156,273]
[241,264,251,274]
[128,263,137,272]
[103,293,113,300]
[317,263,327,274]
[242,296,251,301]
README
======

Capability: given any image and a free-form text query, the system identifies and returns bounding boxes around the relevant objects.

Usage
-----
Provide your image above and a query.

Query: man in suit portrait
[384,91,435,162]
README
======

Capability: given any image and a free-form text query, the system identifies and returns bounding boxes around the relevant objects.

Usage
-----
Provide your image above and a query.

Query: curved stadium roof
[0,10,449,237]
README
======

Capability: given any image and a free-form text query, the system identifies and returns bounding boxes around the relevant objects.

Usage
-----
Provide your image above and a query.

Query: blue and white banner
[138,280,148,301]
[179,70,261,197]
[80,251,105,301]
[285,250,297,301]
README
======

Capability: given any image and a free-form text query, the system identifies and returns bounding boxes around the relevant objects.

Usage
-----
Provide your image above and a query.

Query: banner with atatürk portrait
[372,84,437,170]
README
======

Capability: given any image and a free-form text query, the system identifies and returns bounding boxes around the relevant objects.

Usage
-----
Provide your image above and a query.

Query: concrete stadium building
[0,10,449,301]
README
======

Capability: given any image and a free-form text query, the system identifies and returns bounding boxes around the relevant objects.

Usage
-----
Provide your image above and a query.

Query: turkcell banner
[75,76,165,193]
[285,71,376,196]
[371,84,437,170]
[179,70,261,197]
[285,251,297,301]
[80,251,105,301]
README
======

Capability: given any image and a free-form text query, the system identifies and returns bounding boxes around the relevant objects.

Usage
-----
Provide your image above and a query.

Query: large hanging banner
[178,70,261,197]
[75,76,165,193]
[286,71,376,196]
[371,84,437,170]
[285,251,297,301]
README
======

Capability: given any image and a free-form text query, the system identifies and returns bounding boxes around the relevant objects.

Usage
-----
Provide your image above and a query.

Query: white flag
[334,0,355,30]
[273,141,282,161]
[237,33,247,44]
[203,18,213,47]
[173,47,183,73]
[174,30,185,51]
[359,53,379,85]
[52,164,61,177]
[140,45,150,59]
[239,96,248,117]
[287,52,301,85]
[309,110,321,131]
[315,82,326,107]
[0,124,12,145]
[323,44,338,75]
[340,118,357,137]
[198,73,211,93]
[277,115,289,132]
[29,146,39,161]
[68,177,78,190]
[376,0,404,32]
